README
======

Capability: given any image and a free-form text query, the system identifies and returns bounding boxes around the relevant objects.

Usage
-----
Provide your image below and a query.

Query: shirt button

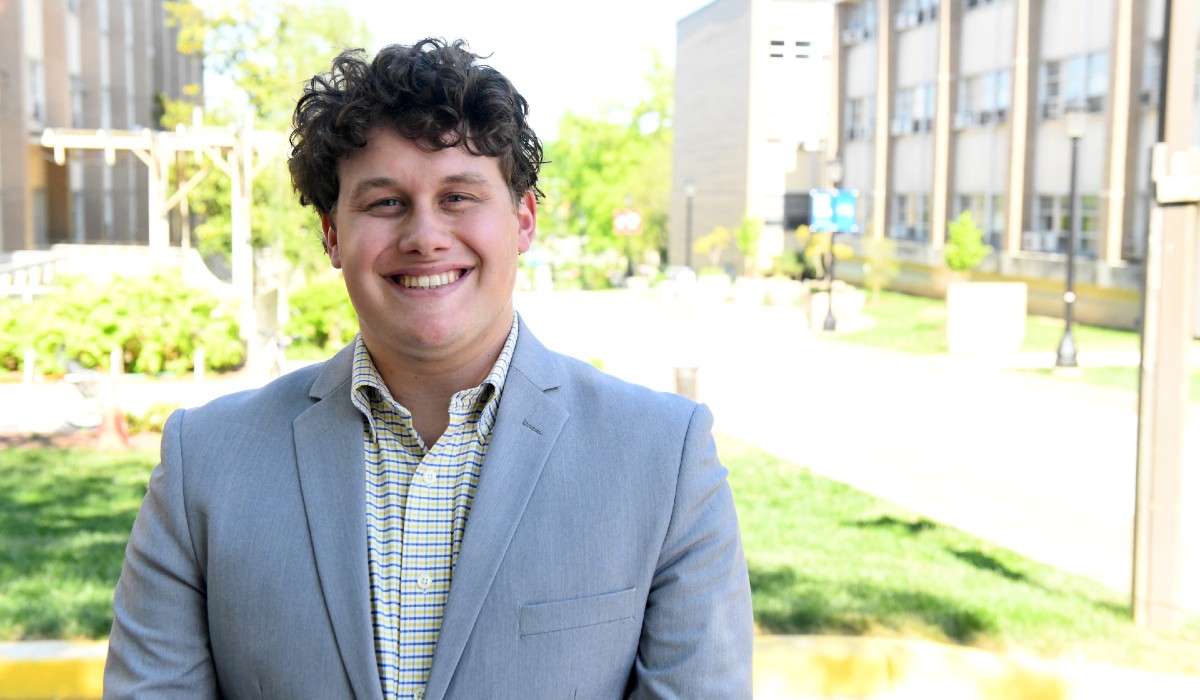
[414,690,425,700]
[417,573,432,590]
[421,469,437,486]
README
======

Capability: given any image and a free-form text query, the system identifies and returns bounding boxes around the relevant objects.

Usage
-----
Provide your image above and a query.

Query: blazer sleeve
[629,402,754,699]
[104,408,218,698]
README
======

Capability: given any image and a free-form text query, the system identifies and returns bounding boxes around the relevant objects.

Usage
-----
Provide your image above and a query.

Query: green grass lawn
[4,441,1199,677]
[838,290,1200,400]
[722,435,1200,676]
[0,446,156,640]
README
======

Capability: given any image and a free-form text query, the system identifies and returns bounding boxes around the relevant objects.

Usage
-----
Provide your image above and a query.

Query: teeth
[397,271,460,289]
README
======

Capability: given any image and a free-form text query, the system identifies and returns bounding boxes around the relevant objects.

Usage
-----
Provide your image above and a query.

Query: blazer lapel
[424,322,568,699]
[293,345,383,700]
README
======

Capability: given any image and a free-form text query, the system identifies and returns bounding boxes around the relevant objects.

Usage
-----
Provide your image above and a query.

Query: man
[104,39,752,699]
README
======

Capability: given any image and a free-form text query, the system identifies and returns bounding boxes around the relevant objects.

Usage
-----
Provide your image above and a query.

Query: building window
[72,192,86,243]
[1086,53,1109,112]
[1027,194,1097,257]
[891,193,930,241]
[28,60,45,122]
[955,69,1012,128]
[1042,52,1108,118]
[1080,195,1099,256]
[843,0,877,44]
[897,0,938,30]
[845,95,875,141]
[892,85,934,135]
[71,76,84,128]
[955,193,1006,248]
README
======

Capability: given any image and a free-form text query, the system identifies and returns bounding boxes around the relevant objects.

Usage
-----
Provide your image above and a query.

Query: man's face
[323,127,535,371]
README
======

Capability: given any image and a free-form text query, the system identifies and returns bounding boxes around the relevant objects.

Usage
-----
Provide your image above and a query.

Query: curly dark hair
[288,38,544,217]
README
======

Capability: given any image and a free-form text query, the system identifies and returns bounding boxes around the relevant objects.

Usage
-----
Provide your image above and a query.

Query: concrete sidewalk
[2,288,1198,698]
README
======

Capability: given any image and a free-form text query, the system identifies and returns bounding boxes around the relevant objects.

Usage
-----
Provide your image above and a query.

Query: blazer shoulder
[175,360,331,438]
[547,350,701,428]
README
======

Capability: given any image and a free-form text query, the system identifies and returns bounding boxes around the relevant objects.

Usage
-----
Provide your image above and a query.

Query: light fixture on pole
[1056,108,1087,368]
[684,180,696,270]
[824,158,844,332]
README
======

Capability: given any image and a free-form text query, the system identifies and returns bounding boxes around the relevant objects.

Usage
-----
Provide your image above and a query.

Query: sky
[339,0,717,140]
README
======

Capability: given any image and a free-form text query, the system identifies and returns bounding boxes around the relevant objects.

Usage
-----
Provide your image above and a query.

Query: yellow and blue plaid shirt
[350,315,518,700]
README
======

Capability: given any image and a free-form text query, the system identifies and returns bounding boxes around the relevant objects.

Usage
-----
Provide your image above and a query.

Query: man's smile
[391,269,465,289]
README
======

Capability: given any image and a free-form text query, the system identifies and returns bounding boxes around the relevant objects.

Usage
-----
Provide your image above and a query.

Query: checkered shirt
[350,316,517,700]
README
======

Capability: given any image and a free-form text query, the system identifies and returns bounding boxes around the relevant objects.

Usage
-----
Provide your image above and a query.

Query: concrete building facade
[828,0,1193,328]
[673,0,1200,331]
[0,0,201,255]
[671,0,835,274]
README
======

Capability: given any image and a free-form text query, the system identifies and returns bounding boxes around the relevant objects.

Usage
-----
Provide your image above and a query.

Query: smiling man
[104,39,752,700]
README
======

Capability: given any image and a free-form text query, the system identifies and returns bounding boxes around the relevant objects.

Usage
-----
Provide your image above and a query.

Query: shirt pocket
[518,587,637,637]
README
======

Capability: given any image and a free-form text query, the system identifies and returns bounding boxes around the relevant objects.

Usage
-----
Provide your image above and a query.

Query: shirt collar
[350,314,519,441]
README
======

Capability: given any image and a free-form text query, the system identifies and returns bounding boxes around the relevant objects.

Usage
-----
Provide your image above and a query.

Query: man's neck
[364,324,511,447]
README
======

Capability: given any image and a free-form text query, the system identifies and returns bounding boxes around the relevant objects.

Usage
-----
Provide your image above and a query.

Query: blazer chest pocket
[519,587,637,637]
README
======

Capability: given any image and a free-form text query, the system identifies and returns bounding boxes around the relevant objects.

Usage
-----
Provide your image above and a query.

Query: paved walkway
[2,288,1199,698]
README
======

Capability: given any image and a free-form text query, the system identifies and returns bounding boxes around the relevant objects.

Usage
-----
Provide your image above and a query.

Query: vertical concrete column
[1102,0,1142,264]
[930,0,959,249]
[870,0,895,242]
[1004,0,1040,256]
[827,3,844,167]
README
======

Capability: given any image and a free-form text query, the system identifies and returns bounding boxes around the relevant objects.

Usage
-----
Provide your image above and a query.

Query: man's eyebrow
[441,171,492,187]
[348,176,397,200]
[347,172,494,200]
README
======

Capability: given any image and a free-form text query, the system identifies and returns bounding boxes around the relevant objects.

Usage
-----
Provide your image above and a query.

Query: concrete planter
[806,283,866,331]
[945,280,1028,354]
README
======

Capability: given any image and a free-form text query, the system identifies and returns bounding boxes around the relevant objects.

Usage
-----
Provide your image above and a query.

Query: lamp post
[1056,109,1087,368]
[824,158,844,332]
[684,180,696,269]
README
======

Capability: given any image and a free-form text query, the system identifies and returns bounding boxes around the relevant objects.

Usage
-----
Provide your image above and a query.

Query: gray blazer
[104,320,753,699]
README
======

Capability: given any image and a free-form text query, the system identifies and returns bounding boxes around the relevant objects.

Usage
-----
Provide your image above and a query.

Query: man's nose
[396,205,453,256]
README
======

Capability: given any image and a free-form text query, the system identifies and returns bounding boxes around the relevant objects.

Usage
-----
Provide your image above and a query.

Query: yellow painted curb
[0,642,106,700]
[752,635,1200,700]
[5,636,1200,699]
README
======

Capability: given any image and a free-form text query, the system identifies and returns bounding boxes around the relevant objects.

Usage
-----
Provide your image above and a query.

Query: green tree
[544,53,673,273]
[693,226,731,272]
[944,211,992,274]
[162,1,369,276]
[861,233,900,302]
[734,216,764,276]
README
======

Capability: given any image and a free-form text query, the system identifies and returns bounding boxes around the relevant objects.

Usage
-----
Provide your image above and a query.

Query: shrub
[0,271,244,375]
[284,273,359,355]
[125,401,180,434]
[945,211,993,273]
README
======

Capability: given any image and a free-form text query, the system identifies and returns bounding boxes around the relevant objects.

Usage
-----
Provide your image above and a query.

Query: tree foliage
[734,216,764,276]
[944,211,992,273]
[543,53,673,273]
[693,226,731,272]
[861,233,901,302]
[162,1,369,276]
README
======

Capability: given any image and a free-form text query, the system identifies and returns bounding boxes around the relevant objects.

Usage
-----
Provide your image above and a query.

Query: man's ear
[321,213,342,269]
[516,191,536,254]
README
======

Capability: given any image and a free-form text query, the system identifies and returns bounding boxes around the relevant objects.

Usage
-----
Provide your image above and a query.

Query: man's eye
[374,198,402,207]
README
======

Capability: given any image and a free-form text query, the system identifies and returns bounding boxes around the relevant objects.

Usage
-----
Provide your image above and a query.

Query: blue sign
[809,188,860,233]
